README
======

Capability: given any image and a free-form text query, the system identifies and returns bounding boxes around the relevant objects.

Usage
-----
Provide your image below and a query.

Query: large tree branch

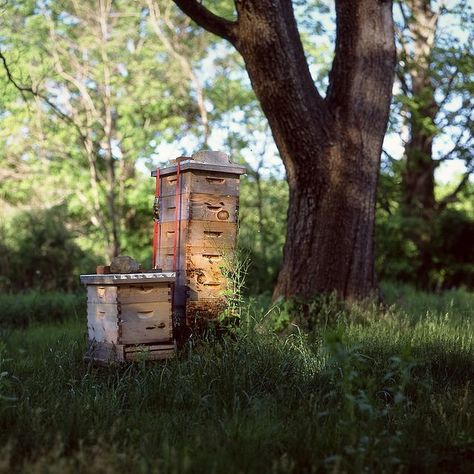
[172,0,238,43]
[438,163,474,210]
[0,49,88,143]
[326,0,396,132]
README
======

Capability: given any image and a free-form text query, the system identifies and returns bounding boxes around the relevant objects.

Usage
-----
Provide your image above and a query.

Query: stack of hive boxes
[152,151,246,330]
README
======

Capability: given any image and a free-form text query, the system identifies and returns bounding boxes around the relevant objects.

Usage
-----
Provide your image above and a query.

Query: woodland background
[0,0,472,295]
[1,2,474,473]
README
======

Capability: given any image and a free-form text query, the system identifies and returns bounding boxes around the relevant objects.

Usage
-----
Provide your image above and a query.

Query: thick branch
[0,50,87,141]
[326,0,396,131]
[438,164,474,210]
[172,0,238,43]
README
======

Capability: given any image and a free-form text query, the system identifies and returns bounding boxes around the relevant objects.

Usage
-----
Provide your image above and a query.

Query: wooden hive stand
[80,272,176,363]
[151,151,246,336]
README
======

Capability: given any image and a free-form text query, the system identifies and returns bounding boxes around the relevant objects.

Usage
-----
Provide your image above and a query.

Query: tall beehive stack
[152,151,246,331]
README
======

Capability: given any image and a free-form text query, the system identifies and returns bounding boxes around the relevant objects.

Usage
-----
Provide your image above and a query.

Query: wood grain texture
[159,193,238,223]
[190,171,240,196]
[117,284,171,304]
[159,172,191,198]
[158,170,240,198]
[124,343,176,361]
[119,301,173,344]
[158,221,237,252]
[87,303,119,344]
[87,285,117,304]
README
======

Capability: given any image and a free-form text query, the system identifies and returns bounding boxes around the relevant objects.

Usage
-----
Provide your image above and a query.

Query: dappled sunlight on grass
[0,283,473,473]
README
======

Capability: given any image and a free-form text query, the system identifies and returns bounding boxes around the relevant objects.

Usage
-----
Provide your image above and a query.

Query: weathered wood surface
[84,277,175,362]
[159,172,191,198]
[158,221,237,250]
[151,152,246,179]
[159,193,238,223]
[124,342,176,361]
[118,284,171,304]
[187,274,226,301]
[87,285,117,304]
[85,341,175,363]
[120,301,172,344]
[80,272,175,285]
[87,303,119,344]
[190,171,240,196]
[158,170,240,198]
[87,284,171,304]
[151,154,244,328]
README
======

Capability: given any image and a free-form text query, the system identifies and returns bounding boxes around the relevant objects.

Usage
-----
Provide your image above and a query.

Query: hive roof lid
[80,272,176,285]
[151,150,246,177]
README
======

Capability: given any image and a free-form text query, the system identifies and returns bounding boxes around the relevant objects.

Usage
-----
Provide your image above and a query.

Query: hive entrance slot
[204,231,223,238]
[205,177,225,184]
[202,253,221,261]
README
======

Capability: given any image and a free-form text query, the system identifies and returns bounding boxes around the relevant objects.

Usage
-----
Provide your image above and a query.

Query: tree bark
[174,0,396,300]
[399,0,438,216]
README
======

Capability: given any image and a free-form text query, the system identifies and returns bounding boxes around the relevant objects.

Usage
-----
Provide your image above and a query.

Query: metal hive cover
[151,150,246,177]
[80,272,176,285]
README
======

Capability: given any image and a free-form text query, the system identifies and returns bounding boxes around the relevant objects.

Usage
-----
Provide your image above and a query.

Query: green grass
[0,283,473,473]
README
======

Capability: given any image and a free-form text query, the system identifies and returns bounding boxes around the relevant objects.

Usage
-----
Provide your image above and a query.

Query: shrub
[0,205,96,292]
[0,291,86,328]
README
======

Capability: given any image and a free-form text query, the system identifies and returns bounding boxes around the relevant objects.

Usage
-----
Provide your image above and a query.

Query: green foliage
[376,175,474,290]
[0,284,473,472]
[0,206,96,292]
[219,250,250,326]
[238,175,288,295]
[0,291,85,328]
[0,0,221,259]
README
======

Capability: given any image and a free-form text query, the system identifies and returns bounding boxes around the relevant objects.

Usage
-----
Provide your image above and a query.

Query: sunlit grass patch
[0,284,473,473]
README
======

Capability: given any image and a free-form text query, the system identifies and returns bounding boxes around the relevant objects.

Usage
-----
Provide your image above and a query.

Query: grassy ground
[0,283,473,473]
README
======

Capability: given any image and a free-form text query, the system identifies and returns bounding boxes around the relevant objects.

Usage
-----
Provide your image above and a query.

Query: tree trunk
[174,0,396,301]
[400,0,438,217]
[398,0,439,285]
[274,141,380,299]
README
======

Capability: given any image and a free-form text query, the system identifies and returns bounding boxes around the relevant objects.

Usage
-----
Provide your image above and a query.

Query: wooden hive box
[151,151,245,333]
[80,272,176,363]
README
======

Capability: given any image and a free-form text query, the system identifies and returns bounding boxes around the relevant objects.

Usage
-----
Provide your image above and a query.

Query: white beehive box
[80,272,176,363]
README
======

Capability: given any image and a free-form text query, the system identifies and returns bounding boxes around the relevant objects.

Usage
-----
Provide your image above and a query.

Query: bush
[376,208,474,290]
[0,205,97,292]
[0,291,86,328]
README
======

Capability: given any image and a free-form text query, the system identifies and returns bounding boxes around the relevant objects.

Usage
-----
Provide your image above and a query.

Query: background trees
[376,0,474,289]
[0,0,472,294]
[173,0,396,301]
[1,0,215,261]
